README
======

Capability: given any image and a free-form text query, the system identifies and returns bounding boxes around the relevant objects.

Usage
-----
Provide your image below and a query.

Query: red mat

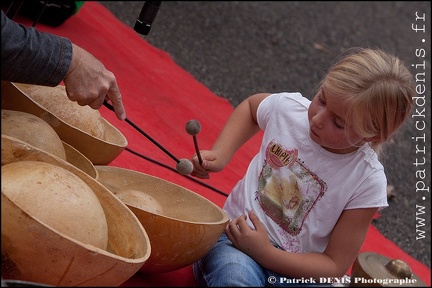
[14,2,430,286]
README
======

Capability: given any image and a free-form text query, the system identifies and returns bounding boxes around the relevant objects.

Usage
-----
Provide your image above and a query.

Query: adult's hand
[63,43,126,120]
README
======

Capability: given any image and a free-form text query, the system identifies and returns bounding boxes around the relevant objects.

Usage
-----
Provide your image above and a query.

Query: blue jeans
[193,233,333,287]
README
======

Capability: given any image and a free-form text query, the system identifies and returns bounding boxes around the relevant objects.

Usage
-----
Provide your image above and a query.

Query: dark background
[99,1,431,269]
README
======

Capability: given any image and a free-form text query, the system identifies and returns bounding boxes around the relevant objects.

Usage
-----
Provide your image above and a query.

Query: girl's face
[308,88,366,154]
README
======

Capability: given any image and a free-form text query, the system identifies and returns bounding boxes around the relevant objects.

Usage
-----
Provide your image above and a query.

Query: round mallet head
[185,120,201,136]
[176,158,194,175]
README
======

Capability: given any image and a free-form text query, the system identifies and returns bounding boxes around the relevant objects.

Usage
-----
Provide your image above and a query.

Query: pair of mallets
[155,119,204,175]
[148,119,203,176]
[176,119,204,175]
[164,119,204,175]
[104,99,203,176]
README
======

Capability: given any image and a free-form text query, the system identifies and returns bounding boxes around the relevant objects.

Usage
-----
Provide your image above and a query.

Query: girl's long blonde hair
[321,48,415,154]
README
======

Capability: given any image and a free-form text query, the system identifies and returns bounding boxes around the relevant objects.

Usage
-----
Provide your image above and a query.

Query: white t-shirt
[223,92,388,253]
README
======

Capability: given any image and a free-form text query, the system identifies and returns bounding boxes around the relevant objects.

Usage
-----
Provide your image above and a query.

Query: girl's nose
[312,110,325,129]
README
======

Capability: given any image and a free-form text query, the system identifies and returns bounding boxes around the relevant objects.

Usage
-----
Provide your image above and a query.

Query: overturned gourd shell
[1,109,97,178]
[95,165,230,273]
[1,135,151,287]
[1,109,66,160]
[2,160,109,250]
[1,81,127,165]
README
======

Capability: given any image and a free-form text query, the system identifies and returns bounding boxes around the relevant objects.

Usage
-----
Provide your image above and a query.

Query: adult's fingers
[106,84,126,121]
[77,91,106,109]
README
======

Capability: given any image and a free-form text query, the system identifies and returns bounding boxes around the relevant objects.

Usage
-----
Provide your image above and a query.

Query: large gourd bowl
[1,81,127,165]
[95,165,230,273]
[1,135,151,286]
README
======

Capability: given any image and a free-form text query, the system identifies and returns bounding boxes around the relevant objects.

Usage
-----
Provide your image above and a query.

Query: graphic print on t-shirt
[257,140,327,236]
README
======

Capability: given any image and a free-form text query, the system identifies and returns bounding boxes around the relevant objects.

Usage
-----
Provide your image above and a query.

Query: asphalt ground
[99,1,431,270]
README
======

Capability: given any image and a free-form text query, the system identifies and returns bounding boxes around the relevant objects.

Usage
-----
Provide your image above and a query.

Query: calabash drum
[1,135,151,287]
[95,165,230,273]
[350,252,426,287]
[1,109,97,178]
[1,81,128,165]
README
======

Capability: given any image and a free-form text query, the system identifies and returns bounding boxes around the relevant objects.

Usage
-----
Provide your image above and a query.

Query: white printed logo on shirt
[257,140,327,236]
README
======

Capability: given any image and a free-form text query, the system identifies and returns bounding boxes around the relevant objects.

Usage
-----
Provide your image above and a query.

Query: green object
[74,1,85,14]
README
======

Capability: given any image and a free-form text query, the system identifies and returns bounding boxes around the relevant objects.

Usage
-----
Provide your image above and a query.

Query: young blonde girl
[190,48,415,287]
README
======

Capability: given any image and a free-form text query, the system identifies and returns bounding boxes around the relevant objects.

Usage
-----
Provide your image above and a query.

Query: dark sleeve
[1,10,72,86]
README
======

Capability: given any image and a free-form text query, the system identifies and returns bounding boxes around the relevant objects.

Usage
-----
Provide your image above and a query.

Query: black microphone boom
[134,1,162,35]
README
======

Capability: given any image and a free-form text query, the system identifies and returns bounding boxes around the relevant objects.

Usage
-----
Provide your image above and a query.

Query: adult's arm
[1,10,72,86]
[1,11,126,120]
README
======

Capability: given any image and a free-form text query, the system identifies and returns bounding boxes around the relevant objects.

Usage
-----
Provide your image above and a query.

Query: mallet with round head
[185,119,203,165]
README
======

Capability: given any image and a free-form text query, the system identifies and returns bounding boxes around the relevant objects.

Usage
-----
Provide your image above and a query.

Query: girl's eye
[318,94,325,105]
[334,119,344,129]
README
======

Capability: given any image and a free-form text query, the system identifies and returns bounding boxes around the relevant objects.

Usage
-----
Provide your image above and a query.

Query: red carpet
[12,2,430,286]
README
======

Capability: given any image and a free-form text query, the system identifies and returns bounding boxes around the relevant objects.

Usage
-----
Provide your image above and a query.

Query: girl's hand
[190,150,227,179]
[225,210,273,260]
